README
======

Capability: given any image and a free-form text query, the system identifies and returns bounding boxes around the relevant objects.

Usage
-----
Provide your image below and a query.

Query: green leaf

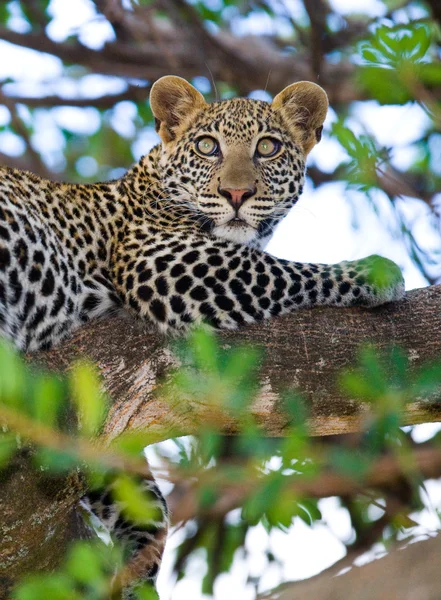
[14,574,77,600]
[190,327,219,373]
[364,255,402,290]
[70,362,106,436]
[329,447,370,479]
[113,474,163,525]
[365,411,402,452]
[0,2,10,25]
[134,584,159,600]
[281,392,308,431]
[111,431,153,457]
[32,375,62,427]
[267,487,296,530]
[410,25,431,60]
[360,47,380,63]
[198,482,218,509]
[356,23,435,104]
[298,500,322,524]
[137,102,154,125]
[0,341,25,406]
[412,361,441,397]
[34,448,80,473]
[244,475,282,524]
[0,432,17,467]
[340,345,388,401]
[358,67,411,104]
[65,543,106,588]
[420,63,441,85]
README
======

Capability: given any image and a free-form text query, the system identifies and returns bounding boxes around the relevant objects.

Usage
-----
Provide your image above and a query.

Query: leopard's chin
[212,221,257,245]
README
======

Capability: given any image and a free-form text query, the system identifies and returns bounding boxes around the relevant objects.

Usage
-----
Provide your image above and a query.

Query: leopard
[0,75,405,595]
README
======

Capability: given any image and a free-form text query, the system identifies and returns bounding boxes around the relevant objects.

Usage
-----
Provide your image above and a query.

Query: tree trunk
[0,452,89,598]
[2,283,441,594]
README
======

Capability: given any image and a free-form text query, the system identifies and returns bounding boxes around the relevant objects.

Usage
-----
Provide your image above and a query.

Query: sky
[1,0,441,598]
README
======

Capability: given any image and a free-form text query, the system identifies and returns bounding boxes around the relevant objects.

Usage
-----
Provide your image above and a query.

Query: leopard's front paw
[353,254,405,307]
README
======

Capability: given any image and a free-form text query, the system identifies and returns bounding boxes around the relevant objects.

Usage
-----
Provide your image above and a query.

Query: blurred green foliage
[358,23,441,102]
[3,327,441,596]
[13,540,158,600]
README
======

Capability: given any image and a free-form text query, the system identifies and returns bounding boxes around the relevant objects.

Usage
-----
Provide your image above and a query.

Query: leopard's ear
[150,76,207,144]
[272,81,328,154]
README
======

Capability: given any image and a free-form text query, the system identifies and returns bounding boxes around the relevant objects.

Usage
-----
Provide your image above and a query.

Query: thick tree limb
[28,283,441,442]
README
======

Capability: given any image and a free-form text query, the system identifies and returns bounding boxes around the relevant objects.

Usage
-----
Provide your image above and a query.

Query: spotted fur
[0,76,404,592]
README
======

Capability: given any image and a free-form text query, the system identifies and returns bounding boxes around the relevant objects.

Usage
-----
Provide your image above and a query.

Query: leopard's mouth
[226,217,257,229]
[228,217,247,226]
[212,219,258,244]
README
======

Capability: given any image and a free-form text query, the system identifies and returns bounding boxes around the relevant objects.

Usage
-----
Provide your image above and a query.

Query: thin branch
[0,150,36,172]
[303,0,329,79]
[92,0,136,42]
[425,0,441,27]
[0,26,362,101]
[307,165,439,206]
[168,444,441,525]
[1,85,150,109]
[7,103,52,179]
[19,0,50,30]
[0,404,154,479]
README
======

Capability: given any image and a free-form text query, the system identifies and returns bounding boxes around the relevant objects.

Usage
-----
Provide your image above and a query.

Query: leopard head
[150,76,328,247]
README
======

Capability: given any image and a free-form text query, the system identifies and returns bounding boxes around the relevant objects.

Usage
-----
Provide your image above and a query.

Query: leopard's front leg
[112,229,405,331]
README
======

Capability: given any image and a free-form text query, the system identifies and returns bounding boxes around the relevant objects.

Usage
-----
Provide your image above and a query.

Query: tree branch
[0,150,36,172]
[0,26,362,102]
[6,103,52,179]
[426,0,441,27]
[27,284,441,442]
[168,443,441,525]
[1,7,440,107]
[1,85,150,109]
[303,0,329,78]
[307,165,439,206]
[258,532,441,599]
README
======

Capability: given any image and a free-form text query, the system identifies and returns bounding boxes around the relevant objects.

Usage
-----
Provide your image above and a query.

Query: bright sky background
[2,0,441,598]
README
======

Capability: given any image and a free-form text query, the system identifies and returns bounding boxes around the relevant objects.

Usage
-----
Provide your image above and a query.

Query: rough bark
[2,283,441,594]
[0,452,89,598]
[28,283,441,442]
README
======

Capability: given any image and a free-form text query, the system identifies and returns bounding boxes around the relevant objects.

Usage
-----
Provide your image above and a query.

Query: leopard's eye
[196,136,219,157]
[256,137,281,158]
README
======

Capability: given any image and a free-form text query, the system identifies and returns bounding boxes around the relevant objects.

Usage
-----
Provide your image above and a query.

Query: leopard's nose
[218,186,257,210]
